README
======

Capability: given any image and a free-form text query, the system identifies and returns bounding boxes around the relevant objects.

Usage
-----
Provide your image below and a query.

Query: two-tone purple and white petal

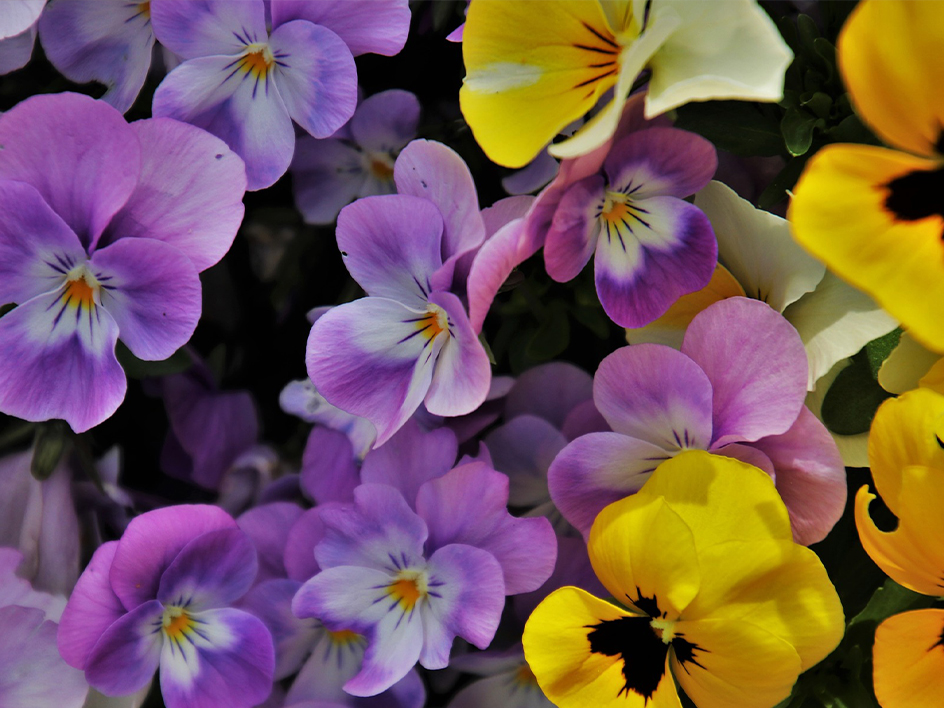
[547,297,846,545]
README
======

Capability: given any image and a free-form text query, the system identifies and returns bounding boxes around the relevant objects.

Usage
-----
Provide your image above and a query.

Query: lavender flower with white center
[57,505,275,708]
[292,89,421,225]
[0,92,246,432]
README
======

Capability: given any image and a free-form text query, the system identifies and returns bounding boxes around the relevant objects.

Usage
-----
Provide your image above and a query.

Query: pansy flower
[790,1,944,353]
[549,297,846,545]
[57,505,275,708]
[0,0,44,74]
[292,89,421,225]
[544,125,717,327]
[459,0,792,167]
[855,387,944,708]
[524,451,844,708]
[0,92,246,432]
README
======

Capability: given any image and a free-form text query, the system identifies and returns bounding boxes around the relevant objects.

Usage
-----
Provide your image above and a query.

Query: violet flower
[548,297,847,545]
[292,89,421,225]
[57,505,275,708]
[306,142,494,446]
[38,0,154,112]
[0,92,246,432]
[150,0,410,190]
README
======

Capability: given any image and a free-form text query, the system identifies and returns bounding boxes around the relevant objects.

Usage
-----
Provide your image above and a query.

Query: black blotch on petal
[884,167,944,223]
[672,634,708,671]
[586,616,669,700]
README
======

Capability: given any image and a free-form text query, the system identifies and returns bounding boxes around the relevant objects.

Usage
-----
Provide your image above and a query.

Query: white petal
[878,330,939,395]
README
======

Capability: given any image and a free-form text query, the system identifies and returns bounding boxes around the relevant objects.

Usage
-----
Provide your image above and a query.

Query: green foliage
[30,420,70,481]
[865,328,903,379]
[821,352,893,436]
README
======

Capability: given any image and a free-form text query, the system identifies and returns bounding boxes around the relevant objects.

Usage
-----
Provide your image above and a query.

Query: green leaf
[848,578,933,630]
[827,113,880,146]
[865,328,903,379]
[526,302,570,361]
[781,108,820,156]
[802,91,833,120]
[758,154,810,209]
[821,354,893,435]
[674,101,785,157]
[116,342,193,379]
[31,421,70,481]
[478,332,497,366]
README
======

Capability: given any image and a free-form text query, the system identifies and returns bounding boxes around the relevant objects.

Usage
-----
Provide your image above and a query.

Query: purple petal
[0,179,86,313]
[238,503,305,584]
[305,298,439,447]
[38,0,154,113]
[593,196,717,328]
[0,92,140,249]
[0,0,44,40]
[239,578,319,680]
[424,291,492,418]
[416,463,556,594]
[84,599,163,696]
[314,485,427,572]
[682,297,809,446]
[351,90,420,154]
[603,127,717,200]
[421,544,504,662]
[152,55,295,191]
[270,0,410,57]
[447,670,551,708]
[284,508,325,582]
[505,361,593,429]
[544,175,604,282]
[592,344,713,450]
[57,542,124,669]
[336,195,444,306]
[284,627,367,704]
[503,149,560,196]
[150,0,266,59]
[157,528,258,610]
[109,505,237,611]
[547,432,672,537]
[560,399,610,441]
[300,427,360,505]
[445,23,464,43]
[394,140,486,264]
[0,25,36,75]
[269,21,357,138]
[291,137,368,225]
[485,415,567,508]
[749,407,846,546]
[0,286,124,433]
[280,379,377,457]
[360,419,457,508]
[0,605,89,708]
[0,546,66,620]
[710,443,775,477]
[481,196,535,237]
[102,118,247,271]
[158,607,274,708]
[465,216,528,333]
[90,238,201,361]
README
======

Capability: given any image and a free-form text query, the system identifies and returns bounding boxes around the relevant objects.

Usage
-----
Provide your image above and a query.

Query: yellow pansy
[460,0,792,168]
[523,451,843,708]
[789,1,944,353]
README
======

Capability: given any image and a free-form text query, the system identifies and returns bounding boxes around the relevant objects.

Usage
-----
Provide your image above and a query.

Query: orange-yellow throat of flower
[63,266,100,312]
[240,44,274,79]
[162,606,195,642]
[387,572,427,611]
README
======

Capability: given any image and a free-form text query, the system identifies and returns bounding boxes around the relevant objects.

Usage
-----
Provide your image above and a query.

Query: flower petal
[283,507,325,583]
[270,0,411,57]
[0,25,36,75]
[0,92,140,249]
[465,216,529,333]
[873,609,944,708]
[350,89,420,154]
[878,331,939,395]
[0,0,43,40]
[103,118,247,272]
[291,137,368,225]
[485,414,567,508]
[84,599,163,696]
[150,0,266,60]
[238,502,304,583]
[544,175,604,283]
[505,361,593,428]
[300,427,360,505]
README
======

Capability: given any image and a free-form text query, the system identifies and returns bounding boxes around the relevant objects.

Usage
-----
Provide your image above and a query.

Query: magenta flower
[0,93,246,432]
[306,142,493,446]
[57,505,275,708]
[38,0,154,112]
[151,0,410,190]
[548,297,847,545]
[292,89,421,225]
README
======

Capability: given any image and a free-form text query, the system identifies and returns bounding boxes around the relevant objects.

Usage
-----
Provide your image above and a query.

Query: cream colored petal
[805,360,870,468]
[878,331,939,395]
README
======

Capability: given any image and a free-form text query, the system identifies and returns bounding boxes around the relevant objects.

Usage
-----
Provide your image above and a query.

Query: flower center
[387,571,427,611]
[63,265,100,312]
[368,154,395,181]
[240,44,274,79]
[650,617,677,644]
[138,1,150,18]
[515,663,538,686]
[416,304,450,342]
[162,606,195,642]
[327,628,363,646]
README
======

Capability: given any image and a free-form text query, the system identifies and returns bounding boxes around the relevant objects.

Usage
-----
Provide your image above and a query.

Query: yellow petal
[670,617,801,708]
[523,587,683,708]
[625,263,745,348]
[680,540,844,671]
[637,450,793,548]
[588,494,700,619]
[838,0,944,157]
[868,388,944,516]
[873,609,944,708]
[855,478,944,597]
[789,144,944,353]
[460,0,634,168]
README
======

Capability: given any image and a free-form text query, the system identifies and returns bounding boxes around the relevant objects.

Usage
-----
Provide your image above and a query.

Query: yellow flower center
[416,305,449,342]
[368,155,395,181]
[327,628,362,646]
[649,617,677,645]
[387,571,427,611]
[515,663,538,686]
[62,265,100,312]
[240,44,274,79]
[162,606,195,641]
[138,1,150,18]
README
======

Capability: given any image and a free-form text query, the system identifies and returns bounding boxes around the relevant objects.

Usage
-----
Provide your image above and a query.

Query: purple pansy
[0,93,246,432]
[543,125,718,327]
[292,459,556,696]
[57,505,275,708]
[547,297,846,545]
[38,0,154,112]
[306,142,493,447]
[447,646,550,708]
[150,0,409,190]
[292,89,421,225]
